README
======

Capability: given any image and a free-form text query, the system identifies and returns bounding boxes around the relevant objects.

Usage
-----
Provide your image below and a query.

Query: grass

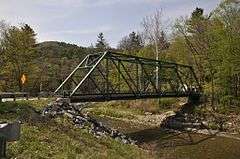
[8,120,151,158]
[87,101,144,119]
[87,98,178,120]
[0,100,153,159]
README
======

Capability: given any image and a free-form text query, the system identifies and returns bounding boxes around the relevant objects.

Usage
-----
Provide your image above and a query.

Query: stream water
[97,116,240,159]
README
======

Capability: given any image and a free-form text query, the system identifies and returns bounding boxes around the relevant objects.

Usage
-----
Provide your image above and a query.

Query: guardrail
[0,92,53,102]
[0,92,29,102]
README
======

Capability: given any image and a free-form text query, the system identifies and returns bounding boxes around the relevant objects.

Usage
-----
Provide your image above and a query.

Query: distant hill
[35,41,120,59]
[35,41,95,59]
[32,41,119,92]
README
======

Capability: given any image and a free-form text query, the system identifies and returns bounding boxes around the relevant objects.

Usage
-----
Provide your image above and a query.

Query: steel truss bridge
[54,51,202,103]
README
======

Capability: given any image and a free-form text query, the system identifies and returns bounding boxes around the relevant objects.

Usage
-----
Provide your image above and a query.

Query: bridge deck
[67,92,191,103]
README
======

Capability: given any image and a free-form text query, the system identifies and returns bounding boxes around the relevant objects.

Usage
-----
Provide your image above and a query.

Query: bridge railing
[0,92,52,102]
[0,92,29,102]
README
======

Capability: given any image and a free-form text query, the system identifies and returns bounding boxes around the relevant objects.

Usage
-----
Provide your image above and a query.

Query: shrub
[159,98,177,109]
[220,95,240,108]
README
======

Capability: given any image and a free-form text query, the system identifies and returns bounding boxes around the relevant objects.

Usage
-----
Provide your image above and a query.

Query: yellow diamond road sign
[21,74,27,85]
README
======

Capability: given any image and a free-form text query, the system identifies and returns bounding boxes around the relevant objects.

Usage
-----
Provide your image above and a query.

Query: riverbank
[1,99,240,159]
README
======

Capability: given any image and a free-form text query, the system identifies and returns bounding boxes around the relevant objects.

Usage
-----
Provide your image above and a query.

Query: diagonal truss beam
[70,52,108,96]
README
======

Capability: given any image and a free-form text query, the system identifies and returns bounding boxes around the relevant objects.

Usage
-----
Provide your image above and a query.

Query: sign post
[21,74,27,85]
[20,74,27,92]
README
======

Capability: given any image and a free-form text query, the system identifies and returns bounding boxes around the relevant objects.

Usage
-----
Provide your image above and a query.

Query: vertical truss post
[106,58,109,97]
[156,60,159,91]
[139,63,142,93]
[140,63,144,92]
[136,62,139,93]
[118,60,121,92]
[158,61,162,93]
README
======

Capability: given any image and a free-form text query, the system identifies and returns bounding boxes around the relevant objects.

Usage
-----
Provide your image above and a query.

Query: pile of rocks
[161,112,208,130]
[42,98,136,145]
[223,115,240,134]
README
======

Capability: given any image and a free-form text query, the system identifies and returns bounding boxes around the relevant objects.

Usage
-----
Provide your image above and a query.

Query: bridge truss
[54,51,201,103]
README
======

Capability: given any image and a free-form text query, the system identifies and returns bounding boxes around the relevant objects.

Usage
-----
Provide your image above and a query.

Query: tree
[95,32,109,51]
[172,3,240,109]
[175,7,220,107]
[117,31,143,54]
[212,0,240,98]
[0,23,37,91]
[141,9,169,88]
[0,21,7,65]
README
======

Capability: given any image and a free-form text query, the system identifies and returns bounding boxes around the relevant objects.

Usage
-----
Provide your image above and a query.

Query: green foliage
[0,99,51,122]
[165,36,192,65]
[34,41,91,92]
[167,2,240,109]
[137,45,155,59]
[0,24,37,91]
[88,101,145,119]
[8,122,150,159]
[159,98,177,109]
[0,26,99,93]
[219,95,240,108]
[118,31,143,55]
[36,41,89,59]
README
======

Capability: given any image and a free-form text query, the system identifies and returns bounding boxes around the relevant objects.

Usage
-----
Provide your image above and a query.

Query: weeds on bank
[1,100,153,159]
[87,98,178,119]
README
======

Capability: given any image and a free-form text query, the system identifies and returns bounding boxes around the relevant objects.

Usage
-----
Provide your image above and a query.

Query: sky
[0,0,222,48]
